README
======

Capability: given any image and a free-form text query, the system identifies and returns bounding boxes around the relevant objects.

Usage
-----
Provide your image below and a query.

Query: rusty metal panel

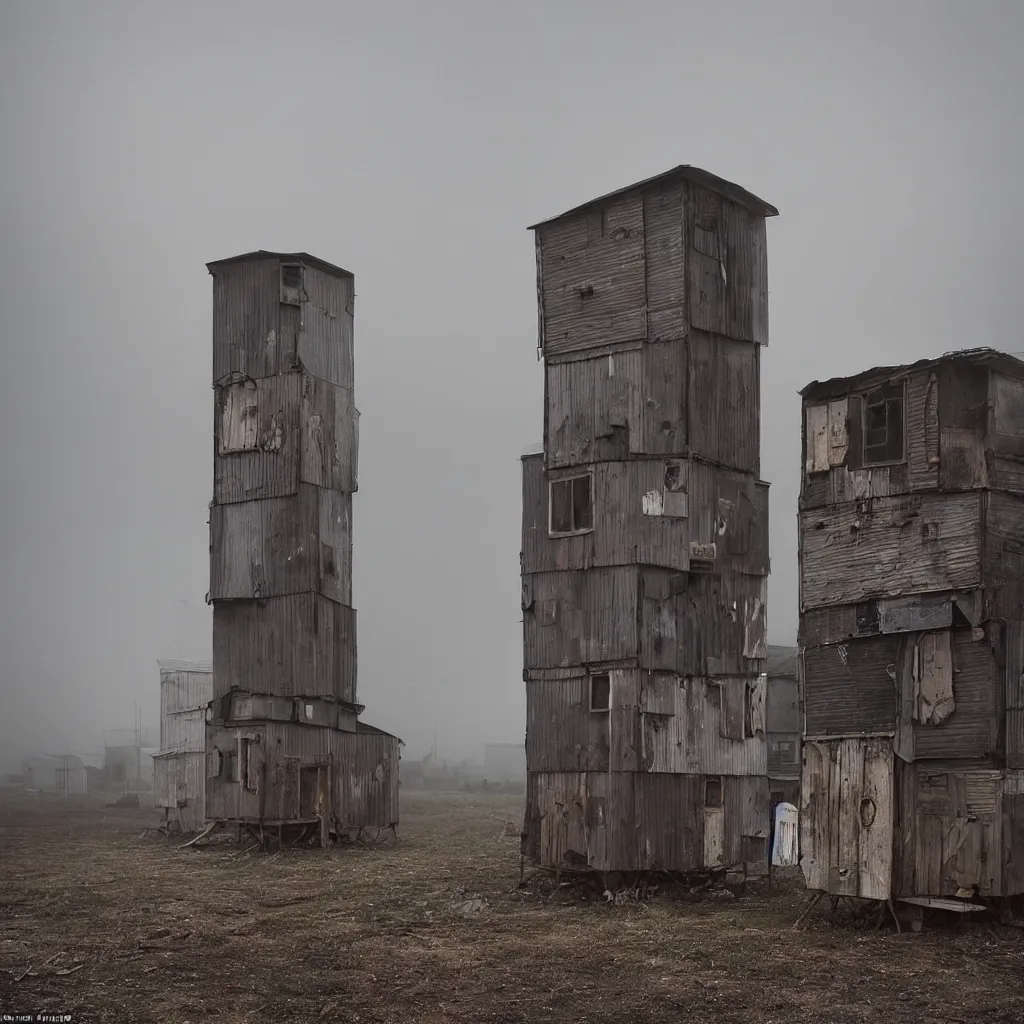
[800,492,982,611]
[213,594,356,703]
[210,484,352,604]
[803,634,899,738]
[686,185,769,345]
[687,332,760,475]
[537,196,647,358]
[525,676,610,771]
[643,184,685,343]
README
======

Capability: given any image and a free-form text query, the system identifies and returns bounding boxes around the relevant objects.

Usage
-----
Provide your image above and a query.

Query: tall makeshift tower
[521,167,778,876]
[204,251,399,844]
[798,350,1024,917]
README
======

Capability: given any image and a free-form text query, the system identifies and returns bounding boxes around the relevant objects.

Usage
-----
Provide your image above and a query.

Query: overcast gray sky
[1,0,1022,764]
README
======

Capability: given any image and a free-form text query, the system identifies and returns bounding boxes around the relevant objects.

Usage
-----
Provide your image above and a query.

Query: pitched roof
[528,164,778,231]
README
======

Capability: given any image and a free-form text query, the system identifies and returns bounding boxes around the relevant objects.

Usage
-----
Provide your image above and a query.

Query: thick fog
[1,0,1022,767]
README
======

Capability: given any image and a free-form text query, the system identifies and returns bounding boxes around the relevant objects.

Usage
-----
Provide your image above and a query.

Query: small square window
[862,382,905,465]
[550,474,593,536]
[590,673,610,712]
[704,777,723,809]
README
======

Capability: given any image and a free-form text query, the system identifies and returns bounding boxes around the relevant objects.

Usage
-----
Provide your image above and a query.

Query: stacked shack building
[205,251,399,844]
[521,166,777,876]
[798,349,1024,908]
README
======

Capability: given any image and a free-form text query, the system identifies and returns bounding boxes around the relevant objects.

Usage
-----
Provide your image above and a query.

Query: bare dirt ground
[1,789,1023,1024]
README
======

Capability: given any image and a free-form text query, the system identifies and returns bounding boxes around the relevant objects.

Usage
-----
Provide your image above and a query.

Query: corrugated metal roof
[766,645,798,677]
[356,720,403,744]
[528,164,778,231]
[205,250,353,280]
[158,659,213,674]
[801,348,1024,400]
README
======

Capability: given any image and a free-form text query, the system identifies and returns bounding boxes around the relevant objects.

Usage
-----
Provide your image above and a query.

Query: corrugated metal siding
[525,676,611,771]
[544,343,687,467]
[213,594,356,702]
[335,728,400,831]
[1007,621,1024,770]
[211,260,353,392]
[213,373,302,503]
[641,676,767,776]
[803,634,899,737]
[800,492,982,611]
[214,373,359,505]
[211,259,289,383]
[205,723,398,830]
[523,567,639,669]
[524,770,768,873]
[643,184,685,343]
[521,456,768,577]
[913,627,997,762]
[907,370,940,491]
[991,373,1024,459]
[641,569,768,676]
[209,484,352,604]
[538,196,647,357]
[687,332,760,475]
[295,267,355,389]
[983,491,1024,587]
[685,185,769,345]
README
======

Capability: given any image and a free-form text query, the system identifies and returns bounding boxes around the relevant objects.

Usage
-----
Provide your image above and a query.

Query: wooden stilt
[793,889,825,929]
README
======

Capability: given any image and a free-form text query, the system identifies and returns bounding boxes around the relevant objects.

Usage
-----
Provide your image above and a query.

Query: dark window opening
[707,682,722,709]
[862,383,905,465]
[590,674,610,712]
[550,474,593,535]
[773,739,798,766]
[704,777,723,809]
[280,263,303,305]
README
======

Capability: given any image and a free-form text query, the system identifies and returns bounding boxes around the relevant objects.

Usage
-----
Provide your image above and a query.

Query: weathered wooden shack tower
[521,167,778,877]
[204,251,399,845]
[798,349,1024,916]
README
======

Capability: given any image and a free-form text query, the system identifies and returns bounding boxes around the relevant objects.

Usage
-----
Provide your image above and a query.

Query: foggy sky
[1,0,1022,766]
